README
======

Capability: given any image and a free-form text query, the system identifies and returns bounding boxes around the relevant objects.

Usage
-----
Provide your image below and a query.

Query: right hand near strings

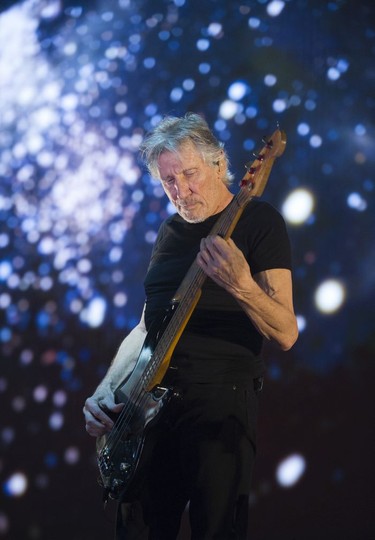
[83,392,124,437]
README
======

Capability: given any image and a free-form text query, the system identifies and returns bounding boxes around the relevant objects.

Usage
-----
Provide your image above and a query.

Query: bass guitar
[96,128,287,502]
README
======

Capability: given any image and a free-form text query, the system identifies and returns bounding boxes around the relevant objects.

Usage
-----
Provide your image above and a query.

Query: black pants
[115,379,260,540]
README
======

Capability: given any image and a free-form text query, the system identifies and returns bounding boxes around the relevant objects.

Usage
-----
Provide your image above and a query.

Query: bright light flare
[282,188,314,225]
[219,100,239,119]
[3,472,28,497]
[314,279,346,314]
[276,453,306,487]
[267,1,286,17]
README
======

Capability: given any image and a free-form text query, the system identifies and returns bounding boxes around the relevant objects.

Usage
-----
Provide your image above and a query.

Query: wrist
[231,275,259,302]
[96,379,114,397]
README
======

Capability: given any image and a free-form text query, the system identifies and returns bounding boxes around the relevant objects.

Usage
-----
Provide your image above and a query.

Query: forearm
[232,278,298,350]
[94,324,147,397]
[84,311,147,436]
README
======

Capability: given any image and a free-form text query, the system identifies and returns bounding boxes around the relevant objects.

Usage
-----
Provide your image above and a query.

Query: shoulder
[242,199,285,224]
[236,200,292,273]
[156,212,179,236]
[237,200,288,239]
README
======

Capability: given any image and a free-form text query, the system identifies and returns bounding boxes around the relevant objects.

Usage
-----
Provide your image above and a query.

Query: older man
[83,112,298,539]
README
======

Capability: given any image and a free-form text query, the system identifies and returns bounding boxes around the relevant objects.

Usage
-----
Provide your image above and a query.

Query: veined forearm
[234,282,298,351]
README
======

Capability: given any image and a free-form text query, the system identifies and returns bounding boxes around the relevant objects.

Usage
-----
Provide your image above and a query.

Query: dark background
[0,0,374,538]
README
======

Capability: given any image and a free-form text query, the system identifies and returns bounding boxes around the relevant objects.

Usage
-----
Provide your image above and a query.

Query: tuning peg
[244,162,257,175]
[261,136,273,148]
[252,152,265,161]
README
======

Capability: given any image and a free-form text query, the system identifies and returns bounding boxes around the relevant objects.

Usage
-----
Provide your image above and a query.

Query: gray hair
[140,112,234,185]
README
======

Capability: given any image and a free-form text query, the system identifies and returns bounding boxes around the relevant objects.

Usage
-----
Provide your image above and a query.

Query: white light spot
[327,67,340,80]
[272,98,287,113]
[305,99,316,111]
[63,42,77,56]
[49,411,64,430]
[33,385,48,403]
[53,390,67,407]
[228,81,248,101]
[145,230,157,243]
[214,119,227,132]
[170,87,183,102]
[219,100,238,120]
[310,135,322,148]
[297,122,310,136]
[282,189,314,225]
[109,247,123,262]
[182,78,195,91]
[143,57,156,69]
[196,39,210,51]
[114,292,128,307]
[64,446,80,465]
[314,279,346,314]
[0,261,12,281]
[354,124,366,136]
[77,258,92,273]
[80,297,107,327]
[207,22,222,37]
[276,454,306,487]
[248,17,261,29]
[337,58,349,72]
[264,74,277,86]
[198,62,211,74]
[4,472,28,497]
[40,2,62,20]
[347,192,367,211]
[60,93,79,111]
[20,349,33,365]
[0,293,11,308]
[267,1,286,17]
[245,106,257,118]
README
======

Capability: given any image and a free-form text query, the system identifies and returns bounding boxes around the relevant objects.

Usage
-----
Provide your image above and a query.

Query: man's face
[157,142,231,223]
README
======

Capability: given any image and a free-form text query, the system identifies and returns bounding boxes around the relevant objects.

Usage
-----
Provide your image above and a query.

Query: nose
[174,175,192,200]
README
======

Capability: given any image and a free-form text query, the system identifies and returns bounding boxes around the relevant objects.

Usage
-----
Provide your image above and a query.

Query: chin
[179,210,206,223]
[177,202,209,223]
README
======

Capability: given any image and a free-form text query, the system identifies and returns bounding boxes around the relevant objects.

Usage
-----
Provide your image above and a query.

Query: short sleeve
[240,201,292,275]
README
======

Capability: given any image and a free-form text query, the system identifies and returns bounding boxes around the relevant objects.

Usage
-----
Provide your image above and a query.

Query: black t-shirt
[143,200,292,384]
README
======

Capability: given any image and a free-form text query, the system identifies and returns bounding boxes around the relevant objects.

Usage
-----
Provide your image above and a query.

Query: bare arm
[83,307,147,436]
[197,236,298,351]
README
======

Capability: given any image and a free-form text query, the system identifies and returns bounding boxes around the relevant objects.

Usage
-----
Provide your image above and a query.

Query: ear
[216,151,227,181]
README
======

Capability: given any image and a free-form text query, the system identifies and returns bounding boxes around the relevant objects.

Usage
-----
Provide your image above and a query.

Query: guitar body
[96,308,176,501]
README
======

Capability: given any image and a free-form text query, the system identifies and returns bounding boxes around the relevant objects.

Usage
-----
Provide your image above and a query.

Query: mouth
[179,200,198,209]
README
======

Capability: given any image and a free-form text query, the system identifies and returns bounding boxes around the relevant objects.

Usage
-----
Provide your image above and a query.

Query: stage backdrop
[0,1,374,539]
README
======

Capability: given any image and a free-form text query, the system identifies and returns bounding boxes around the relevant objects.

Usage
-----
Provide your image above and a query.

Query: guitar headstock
[240,128,287,197]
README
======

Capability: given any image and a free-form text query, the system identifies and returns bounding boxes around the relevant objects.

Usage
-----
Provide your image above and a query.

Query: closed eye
[184,168,198,177]
[161,168,199,187]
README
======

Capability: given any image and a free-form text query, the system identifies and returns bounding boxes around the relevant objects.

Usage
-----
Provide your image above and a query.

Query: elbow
[279,323,299,351]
